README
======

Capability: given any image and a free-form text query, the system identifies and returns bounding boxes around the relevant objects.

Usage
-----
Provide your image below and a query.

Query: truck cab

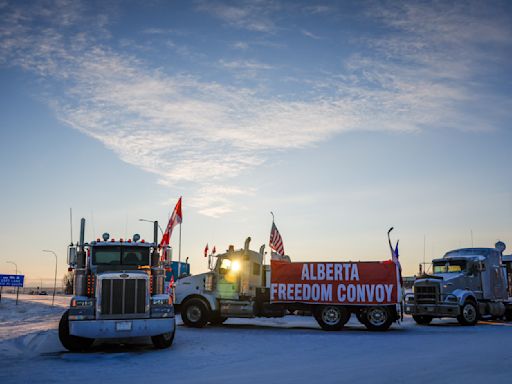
[59,219,176,351]
[175,239,274,327]
[405,242,512,325]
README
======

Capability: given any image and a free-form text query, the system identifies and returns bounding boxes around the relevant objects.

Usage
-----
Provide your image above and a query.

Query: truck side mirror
[67,246,77,267]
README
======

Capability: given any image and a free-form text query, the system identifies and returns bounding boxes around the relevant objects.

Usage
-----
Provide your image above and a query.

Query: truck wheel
[181,298,209,328]
[315,305,349,331]
[457,300,478,326]
[412,315,433,325]
[152,332,174,349]
[361,306,393,331]
[151,320,176,349]
[58,310,94,352]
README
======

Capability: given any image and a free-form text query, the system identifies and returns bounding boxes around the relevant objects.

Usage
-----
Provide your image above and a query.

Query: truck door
[216,257,240,300]
[492,265,508,300]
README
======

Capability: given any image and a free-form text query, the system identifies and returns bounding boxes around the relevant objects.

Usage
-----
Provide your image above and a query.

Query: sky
[0,0,511,284]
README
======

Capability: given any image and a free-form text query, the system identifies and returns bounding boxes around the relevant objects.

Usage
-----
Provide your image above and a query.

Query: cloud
[232,41,249,50]
[301,29,322,40]
[195,0,279,32]
[1,0,511,216]
[219,59,274,70]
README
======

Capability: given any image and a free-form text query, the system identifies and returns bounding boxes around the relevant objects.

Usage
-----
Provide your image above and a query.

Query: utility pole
[42,250,58,306]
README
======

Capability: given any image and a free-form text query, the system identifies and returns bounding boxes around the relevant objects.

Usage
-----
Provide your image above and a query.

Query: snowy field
[1,294,511,384]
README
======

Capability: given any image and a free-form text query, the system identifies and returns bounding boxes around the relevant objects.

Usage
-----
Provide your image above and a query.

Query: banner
[270,260,398,305]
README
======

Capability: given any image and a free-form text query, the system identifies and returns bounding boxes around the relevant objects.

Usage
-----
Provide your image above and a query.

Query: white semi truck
[175,238,402,331]
[405,242,512,325]
[59,218,176,351]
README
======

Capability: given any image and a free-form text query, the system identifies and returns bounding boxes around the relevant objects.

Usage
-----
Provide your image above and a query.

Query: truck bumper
[69,317,175,339]
[404,303,460,317]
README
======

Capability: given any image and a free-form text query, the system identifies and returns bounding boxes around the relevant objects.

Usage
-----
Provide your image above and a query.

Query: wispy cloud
[195,0,279,33]
[232,41,249,50]
[1,0,511,216]
[301,29,322,40]
[219,59,274,70]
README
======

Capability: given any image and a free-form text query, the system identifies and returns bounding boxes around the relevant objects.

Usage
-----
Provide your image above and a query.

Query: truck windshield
[92,246,150,266]
[433,260,466,274]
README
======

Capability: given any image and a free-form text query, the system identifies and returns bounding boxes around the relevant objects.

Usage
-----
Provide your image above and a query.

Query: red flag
[212,246,216,255]
[159,197,183,249]
[204,243,209,257]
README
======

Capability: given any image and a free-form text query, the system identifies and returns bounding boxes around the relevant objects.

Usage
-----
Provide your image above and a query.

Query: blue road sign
[0,274,25,287]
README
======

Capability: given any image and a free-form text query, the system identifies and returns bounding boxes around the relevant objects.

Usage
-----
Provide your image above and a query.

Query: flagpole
[178,223,182,278]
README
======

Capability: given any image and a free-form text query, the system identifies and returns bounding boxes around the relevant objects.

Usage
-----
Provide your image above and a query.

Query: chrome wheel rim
[187,305,202,322]
[367,307,387,326]
[463,304,476,322]
[322,306,341,325]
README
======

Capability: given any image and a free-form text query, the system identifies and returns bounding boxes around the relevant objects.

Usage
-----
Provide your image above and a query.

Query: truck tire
[360,306,393,331]
[58,310,94,352]
[151,332,174,349]
[181,298,209,328]
[151,320,176,349]
[457,300,478,326]
[314,305,349,331]
[412,315,433,325]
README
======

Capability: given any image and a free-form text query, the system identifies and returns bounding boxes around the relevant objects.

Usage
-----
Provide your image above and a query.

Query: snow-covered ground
[1,293,511,384]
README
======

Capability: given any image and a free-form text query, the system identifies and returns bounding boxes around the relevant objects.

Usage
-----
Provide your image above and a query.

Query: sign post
[0,274,25,305]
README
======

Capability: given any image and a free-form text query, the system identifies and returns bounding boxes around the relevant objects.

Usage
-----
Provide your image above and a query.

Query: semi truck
[175,237,402,331]
[59,218,176,351]
[405,241,512,325]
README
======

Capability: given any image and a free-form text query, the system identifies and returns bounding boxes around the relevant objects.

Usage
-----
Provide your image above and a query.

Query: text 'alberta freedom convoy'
[270,263,395,304]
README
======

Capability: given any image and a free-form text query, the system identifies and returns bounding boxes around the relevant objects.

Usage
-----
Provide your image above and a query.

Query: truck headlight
[152,297,170,305]
[446,296,458,303]
[231,260,241,272]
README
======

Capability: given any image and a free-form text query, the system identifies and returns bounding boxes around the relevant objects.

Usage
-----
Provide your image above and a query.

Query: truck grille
[415,285,438,304]
[100,277,147,317]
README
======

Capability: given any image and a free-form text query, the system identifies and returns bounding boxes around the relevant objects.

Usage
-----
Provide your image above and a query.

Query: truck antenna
[69,208,73,245]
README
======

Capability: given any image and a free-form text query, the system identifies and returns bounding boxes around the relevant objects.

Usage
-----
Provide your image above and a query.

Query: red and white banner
[270,260,399,305]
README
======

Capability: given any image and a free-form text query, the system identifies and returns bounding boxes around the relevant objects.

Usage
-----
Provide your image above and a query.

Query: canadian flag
[204,243,209,257]
[159,197,183,250]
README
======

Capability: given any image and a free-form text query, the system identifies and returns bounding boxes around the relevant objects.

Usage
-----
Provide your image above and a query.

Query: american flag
[269,222,285,255]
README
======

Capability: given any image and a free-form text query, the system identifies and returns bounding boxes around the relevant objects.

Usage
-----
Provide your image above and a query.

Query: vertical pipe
[178,224,182,278]
[52,252,57,306]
